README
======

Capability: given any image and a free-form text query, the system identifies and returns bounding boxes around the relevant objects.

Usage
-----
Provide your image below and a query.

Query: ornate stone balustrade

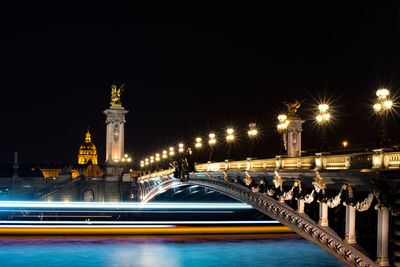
[137,169,174,181]
[192,151,399,173]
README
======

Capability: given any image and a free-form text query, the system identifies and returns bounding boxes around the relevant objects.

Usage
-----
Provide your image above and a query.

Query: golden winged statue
[284,99,301,115]
[110,84,125,107]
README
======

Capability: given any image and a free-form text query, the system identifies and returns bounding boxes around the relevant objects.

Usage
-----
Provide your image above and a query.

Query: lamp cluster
[374,89,393,113]
[316,104,331,123]
[277,114,289,131]
[248,123,258,137]
[209,133,217,145]
[195,137,202,148]
[121,153,132,163]
[226,128,235,142]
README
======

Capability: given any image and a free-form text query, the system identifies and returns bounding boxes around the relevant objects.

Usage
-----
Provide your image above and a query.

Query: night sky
[0,2,399,165]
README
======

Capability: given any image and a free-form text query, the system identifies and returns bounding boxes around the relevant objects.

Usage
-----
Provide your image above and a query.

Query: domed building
[78,130,98,165]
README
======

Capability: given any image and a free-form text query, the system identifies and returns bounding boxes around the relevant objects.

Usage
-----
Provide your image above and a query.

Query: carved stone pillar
[318,202,329,226]
[285,114,304,157]
[376,207,390,266]
[104,107,128,164]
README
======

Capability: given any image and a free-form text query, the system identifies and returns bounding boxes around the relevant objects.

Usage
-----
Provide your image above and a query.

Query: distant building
[40,130,102,179]
[78,130,98,165]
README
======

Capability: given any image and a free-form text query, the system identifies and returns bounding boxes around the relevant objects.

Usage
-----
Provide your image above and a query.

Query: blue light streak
[0,201,251,209]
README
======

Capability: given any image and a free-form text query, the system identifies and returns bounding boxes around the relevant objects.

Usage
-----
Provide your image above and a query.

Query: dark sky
[0,2,399,164]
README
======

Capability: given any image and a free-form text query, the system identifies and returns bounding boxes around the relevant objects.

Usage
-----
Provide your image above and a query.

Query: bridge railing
[195,152,377,173]
[137,150,398,181]
[138,169,174,181]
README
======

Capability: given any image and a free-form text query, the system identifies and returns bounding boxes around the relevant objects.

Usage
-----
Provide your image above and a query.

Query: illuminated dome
[78,130,98,165]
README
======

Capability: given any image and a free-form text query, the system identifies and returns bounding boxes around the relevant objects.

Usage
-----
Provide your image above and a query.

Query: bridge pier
[376,207,390,266]
[318,202,329,227]
[345,205,357,244]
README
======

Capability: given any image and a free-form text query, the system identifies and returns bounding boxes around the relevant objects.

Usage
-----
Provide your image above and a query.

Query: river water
[0,236,342,267]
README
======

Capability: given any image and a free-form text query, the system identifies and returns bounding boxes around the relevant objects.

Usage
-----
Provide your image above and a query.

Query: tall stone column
[104,107,128,164]
[285,114,304,157]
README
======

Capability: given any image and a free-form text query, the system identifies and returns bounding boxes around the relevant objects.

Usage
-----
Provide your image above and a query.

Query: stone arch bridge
[137,150,400,267]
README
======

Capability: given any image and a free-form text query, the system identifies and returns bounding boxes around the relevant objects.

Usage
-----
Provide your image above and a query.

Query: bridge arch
[140,175,376,267]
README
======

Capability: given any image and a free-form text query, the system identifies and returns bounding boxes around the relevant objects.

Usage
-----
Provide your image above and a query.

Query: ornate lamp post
[169,147,175,157]
[178,143,184,153]
[226,128,235,159]
[121,153,132,163]
[373,88,393,147]
[155,153,160,171]
[149,156,154,172]
[208,133,216,161]
[194,137,202,162]
[316,104,331,152]
[195,137,202,148]
[277,114,289,155]
[120,153,132,174]
[145,158,149,173]
[247,123,258,158]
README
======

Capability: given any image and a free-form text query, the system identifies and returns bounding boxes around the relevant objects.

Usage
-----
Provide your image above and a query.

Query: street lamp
[342,140,348,148]
[316,103,331,152]
[155,153,160,171]
[144,158,149,173]
[162,150,168,159]
[169,147,175,157]
[195,137,202,148]
[373,88,393,147]
[140,160,145,168]
[277,114,289,154]
[208,133,217,161]
[247,123,258,158]
[178,143,184,153]
[194,137,202,163]
[121,153,132,163]
[226,128,235,159]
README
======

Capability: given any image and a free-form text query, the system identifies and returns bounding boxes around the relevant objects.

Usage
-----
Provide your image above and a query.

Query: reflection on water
[0,236,342,267]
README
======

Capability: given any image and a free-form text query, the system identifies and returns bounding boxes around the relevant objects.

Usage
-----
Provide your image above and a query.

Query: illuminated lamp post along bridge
[144,158,149,173]
[119,153,132,176]
[247,123,258,158]
[373,88,393,148]
[208,133,216,162]
[195,137,202,162]
[316,103,331,152]
[277,114,289,155]
[178,143,184,153]
[169,147,175,157]
[226,128,235,159]
[155,153,160,171]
